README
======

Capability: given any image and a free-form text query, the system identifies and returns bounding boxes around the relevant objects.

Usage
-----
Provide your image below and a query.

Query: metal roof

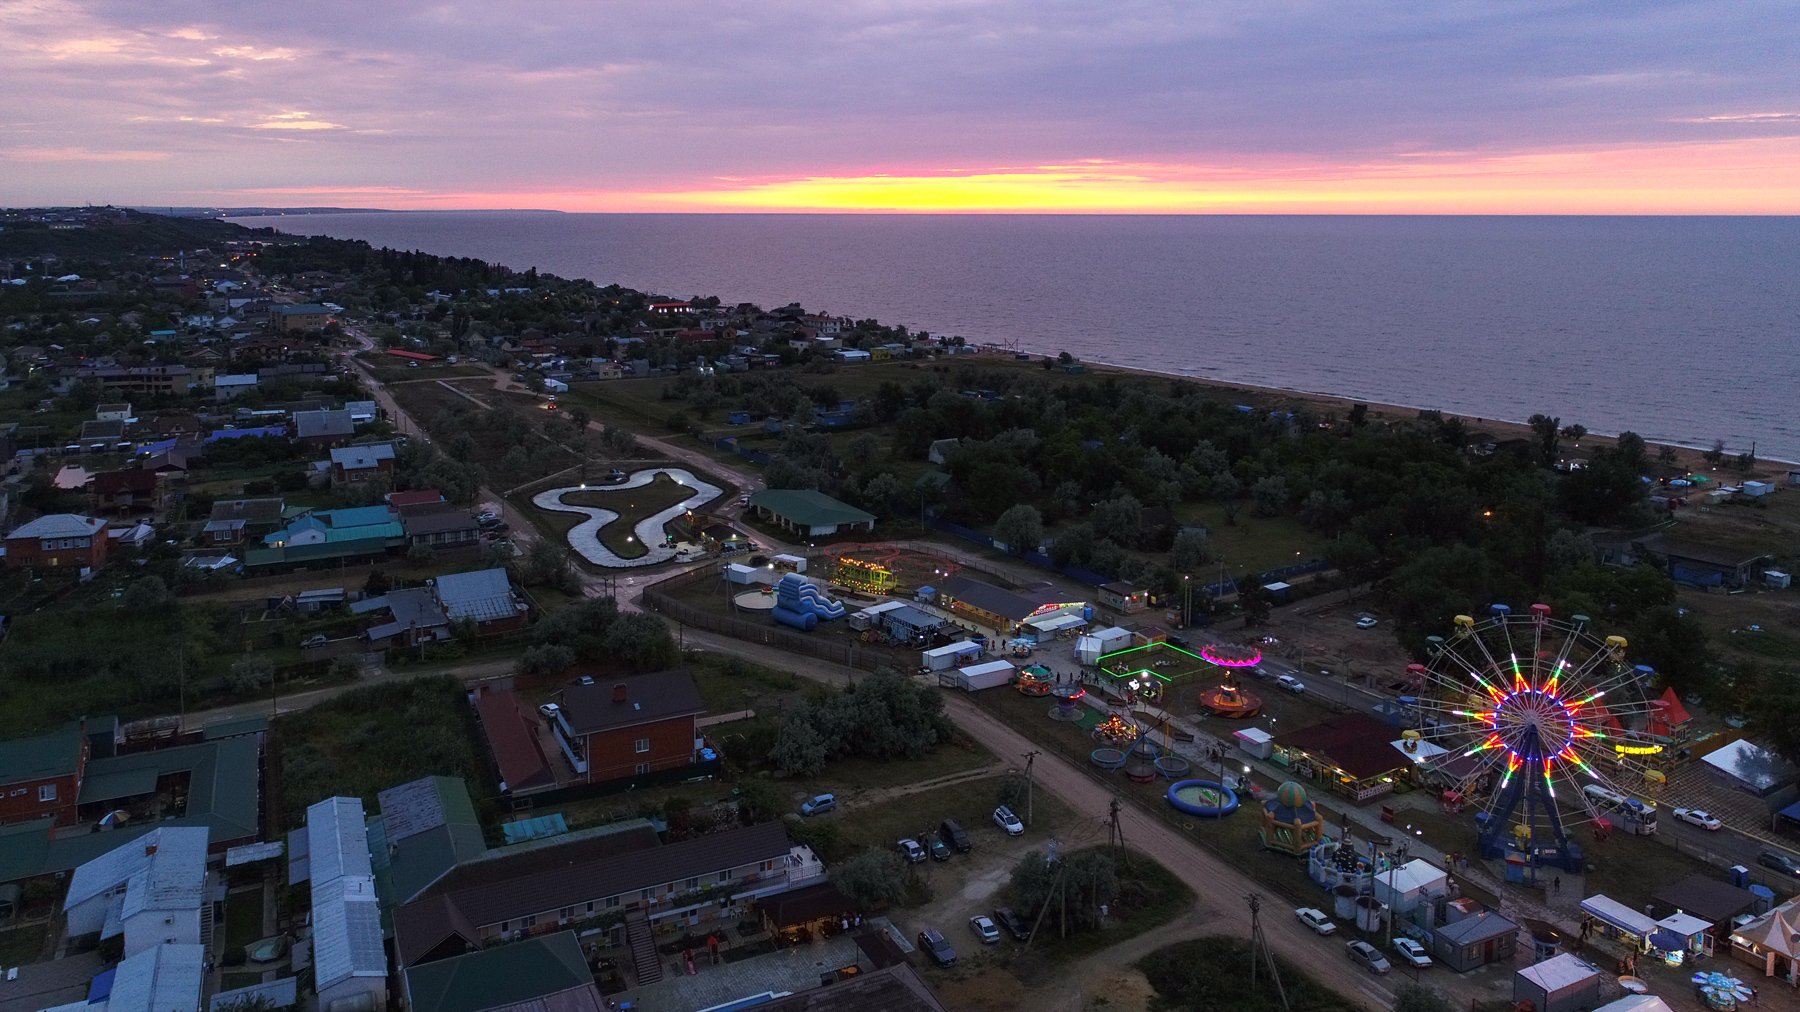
[6,513,104,540]
[295,408,356,439]
[559,669,704,736]
[105,942,207,1012]
[312,873,388,990]
[0,722,84,785]
[64,826,209,916]
[329,443,397,469]
[209,975,299,1012]
[435,568,521,623]
[1516,952,1601,992]
[307,797,374,885]
[746,488,875,527]
[402,930,599,1012]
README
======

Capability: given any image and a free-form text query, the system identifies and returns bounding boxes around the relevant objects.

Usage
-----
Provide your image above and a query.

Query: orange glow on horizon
[216,137,1800,214]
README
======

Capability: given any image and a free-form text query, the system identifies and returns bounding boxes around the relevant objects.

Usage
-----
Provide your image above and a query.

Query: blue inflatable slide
[771,572,847,630]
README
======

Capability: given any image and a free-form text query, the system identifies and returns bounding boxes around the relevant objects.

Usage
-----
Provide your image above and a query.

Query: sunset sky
[2,0,1797,213]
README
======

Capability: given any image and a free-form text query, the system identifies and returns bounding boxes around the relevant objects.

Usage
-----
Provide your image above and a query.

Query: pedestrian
[1553,875,1561,893]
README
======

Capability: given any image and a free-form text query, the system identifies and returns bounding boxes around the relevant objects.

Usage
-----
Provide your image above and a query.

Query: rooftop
[938,574,1066,622]
[559,669,705,735]
[7,513,105,541]
[1274,713,1415,781]
[64,825,210,916]
[402,930,602,1012]
[104,942,207,1012]
[746,488,876,528]
[0,722,84,785]
[295,408,356,439]
[436,568,523,623]
[330,443,398,470]
[473,689,556,794]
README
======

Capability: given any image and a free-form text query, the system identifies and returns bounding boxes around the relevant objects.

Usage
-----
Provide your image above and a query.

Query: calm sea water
[231,213,1800,462]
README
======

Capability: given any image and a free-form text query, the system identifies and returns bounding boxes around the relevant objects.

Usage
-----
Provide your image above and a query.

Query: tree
[1090,494,1142,545]
[1704,439,1726,467]
[1210,471,1242,525]
[406,542,435,566]
[1656,444,1679,469]
[769,712,830,777]
[120,575,175,612]
[522,537,570,587]
[1249,475,1287,517]
[1559,423,1588,444]
[733,779,783,824]
[1238,581,1272,627]
[1544,528,1596,573]
[1169,528,1212,572]
[229,656,273,695]
[992,504,1044,554]
[861,472,902,514]
[514,643,575,677]
[1347,403,1369,428]
[829,847,910,910]
[602,613,679,670]
[1528,413,1561,465]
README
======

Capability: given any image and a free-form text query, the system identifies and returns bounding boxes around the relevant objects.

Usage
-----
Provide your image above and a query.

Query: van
[939,818,972,853]
[800,793,836,817]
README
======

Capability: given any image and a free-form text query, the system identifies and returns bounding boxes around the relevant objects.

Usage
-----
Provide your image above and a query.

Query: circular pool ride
[1166,779,1240,818]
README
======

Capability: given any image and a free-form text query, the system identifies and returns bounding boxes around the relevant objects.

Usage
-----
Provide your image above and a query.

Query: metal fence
[640,564,883,672]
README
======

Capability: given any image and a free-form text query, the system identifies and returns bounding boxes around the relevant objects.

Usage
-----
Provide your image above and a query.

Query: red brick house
[0,723,89,827]
[549,670,706,786]
[4,514,109,569]
[90,468,161,514]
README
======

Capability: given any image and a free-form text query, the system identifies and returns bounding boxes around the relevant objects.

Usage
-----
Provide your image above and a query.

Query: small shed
[1431,909,1518,972]
[1743,481,1774,498]
[1234,727,1274,760]
[921,640,982,671]
[880,604,946,642]
[944,659,1016,692]
[1766,570,1791,590]
[772,553,807,573]
[1373,859,1448,915]
[1514,953,1603,1012]
[724,563,772,586]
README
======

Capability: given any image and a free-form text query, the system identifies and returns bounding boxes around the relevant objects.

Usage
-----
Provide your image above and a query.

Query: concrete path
[531,467,722,567]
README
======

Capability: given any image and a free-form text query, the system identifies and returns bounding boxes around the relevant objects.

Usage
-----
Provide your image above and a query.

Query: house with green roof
[0,722,90,828]
[402,930,602,1012]
[747,489,876,537]
[369,776,489,910]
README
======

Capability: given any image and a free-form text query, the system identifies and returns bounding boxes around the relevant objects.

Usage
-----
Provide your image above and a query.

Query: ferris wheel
[1411,604,1660,870]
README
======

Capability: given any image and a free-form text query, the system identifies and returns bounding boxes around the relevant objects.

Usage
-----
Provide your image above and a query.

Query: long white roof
[65,825,209,915]
[8,513,104,540]
[306,796,373,884]
[106,942,206,1012]
[306,796,387,991]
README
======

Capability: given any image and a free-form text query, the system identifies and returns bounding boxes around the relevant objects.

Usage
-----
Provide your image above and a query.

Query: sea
[229,213,1800,463]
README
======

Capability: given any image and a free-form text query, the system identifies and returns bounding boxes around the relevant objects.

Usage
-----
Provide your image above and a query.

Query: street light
[1182,574,1191,629]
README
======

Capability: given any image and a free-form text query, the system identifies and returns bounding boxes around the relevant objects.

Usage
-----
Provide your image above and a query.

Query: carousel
[1015,665,1054,696]
[1198,670,1264,718]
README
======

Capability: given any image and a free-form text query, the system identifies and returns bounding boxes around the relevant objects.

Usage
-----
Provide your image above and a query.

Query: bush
[828,847,910,911]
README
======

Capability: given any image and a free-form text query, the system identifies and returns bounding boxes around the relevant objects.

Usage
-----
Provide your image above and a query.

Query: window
[634,762,650,775]
[500,921,510,933]
[585,901,595,915]
[521,914,536,928]
[717,872,729,884]
[38,784,57,802]
[607,897,620,909]
[685,878,698,891]
[634,738,651,754]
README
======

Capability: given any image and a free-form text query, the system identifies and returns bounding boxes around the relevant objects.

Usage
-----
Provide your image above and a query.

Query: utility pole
[1246,893,1291,1011]
[1182,574,1191,629]
[1022,751,1041,826]
[1386,842,1410,947]
[1106,797,1125,862]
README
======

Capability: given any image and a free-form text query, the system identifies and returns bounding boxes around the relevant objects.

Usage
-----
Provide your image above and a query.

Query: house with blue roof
[264,505,402,548]
[64,825,210,959]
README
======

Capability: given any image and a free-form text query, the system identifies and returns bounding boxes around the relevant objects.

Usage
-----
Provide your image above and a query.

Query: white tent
[1372,859,1447,914]
[921,640,982,671]
[945,659,1015,692]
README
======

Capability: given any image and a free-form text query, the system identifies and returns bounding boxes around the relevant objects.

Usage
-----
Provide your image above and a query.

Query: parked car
[1393,938,1433,969]
[1248,665,1271,680]
[1674,808,1722,831]
[916,928,957,967]
[476,511,501,525]
[939,818,972,853]
[993,805,1025,836]
[1355,615,1379,629]
[800,793,836,817]
[991,907,1030,941]
[1759,850,1800,877]
[968,915,1001,945]
[537,702,560,720]
[573,675,596,686]
[1295,907,1336,935]
[897,838,927,863]
[300,634,328,648]
[928,837,952,862]
[1346,940,1392,974]
[1276,675,1307,694]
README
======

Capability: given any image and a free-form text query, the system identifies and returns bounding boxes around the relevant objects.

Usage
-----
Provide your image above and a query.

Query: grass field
[219,971,268,992]
[553,474,706,557]
[0,923,47,965]
[830,774,1073,858]
[224,889,265,952]
[1138,935,1360,1012]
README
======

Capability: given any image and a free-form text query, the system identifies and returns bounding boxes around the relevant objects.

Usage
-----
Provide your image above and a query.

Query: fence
[640,565,883,673]
[711,436,772,467]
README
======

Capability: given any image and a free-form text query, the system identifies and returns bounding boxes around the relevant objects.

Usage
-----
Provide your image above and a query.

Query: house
[548,670,708,786]
[92,364,204,396]
[344,399,379,423]
[402,930,605,1012]
[833,348,871,363]
[274,303,333,332]
[648,301,691,315]
[402,510,481,549]
[80,417,127,451]
[63,825,209,958]
[391,821,799,966]
[265,505,402,549]
[295,408,357,447]
[351,567,528,648]
[95,402,133,422]
[206,497,286,546]
[1431,908,1518,972]
[74,736,264,853]
[301,797,390,1009]
[4,512,109,569]
[472,688,558,796]
[1648,538,1767,589]
[95,941,208,1011]
[90,468,161,514]
[755,963,948,1012]
[1097,581,1149,615]
[927,438,960,465]
[369,776,488,908]
[0,722,89,827]
[1271,713,1418,802]
[331,442,398,484]
[746,489,876,537]
[388,489,447,512]
[213,373,259,401]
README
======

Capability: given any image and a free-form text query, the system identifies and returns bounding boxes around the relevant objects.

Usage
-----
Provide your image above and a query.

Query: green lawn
[828,774,1073,858]
[801,735,996,794]
[224,888,265,951]
[219,971,268,991]
[1022,850,1195,965]
[1138,935,1360,1012]
[0,923,48,965]
[556,474,709,557]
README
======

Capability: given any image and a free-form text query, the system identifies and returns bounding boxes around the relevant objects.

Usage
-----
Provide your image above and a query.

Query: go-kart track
[531,467,722,568]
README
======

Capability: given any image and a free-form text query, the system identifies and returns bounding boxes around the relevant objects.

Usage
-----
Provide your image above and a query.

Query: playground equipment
[1258,781,1325,856]
[1166,779,1240,818]
[1124,737,1161,783]
[1092,713,1139,747]
[1412,603,1659,872]
[770,572,848,631]
[1048,683,1086,720]
[1197,673,1264,718]
[1015,665,1053,696]
[1199,642,1263,668]
[1090,748,1126,770]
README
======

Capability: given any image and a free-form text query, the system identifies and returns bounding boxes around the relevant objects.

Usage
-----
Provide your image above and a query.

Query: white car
[1295,907,1336,935]
[537,702,560,720]
[1674,808,1723,831]
[896,838,927,863]
[1346,939,1392,974]
[1276,675,1306,694]
[1393,937,1433,968]
[1355,615,1378,629]
[968,915,1001,944]
[993,805,1025,836]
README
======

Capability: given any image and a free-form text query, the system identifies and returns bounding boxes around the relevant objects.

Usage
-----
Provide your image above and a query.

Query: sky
[2,0,1797,213]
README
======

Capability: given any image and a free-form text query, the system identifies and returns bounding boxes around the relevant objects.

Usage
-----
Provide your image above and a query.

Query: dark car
[1760,850,1800,877]
[991,907,1030,942]
[928,837,951,862]
[938,818,972,853]
[916,928,957,967]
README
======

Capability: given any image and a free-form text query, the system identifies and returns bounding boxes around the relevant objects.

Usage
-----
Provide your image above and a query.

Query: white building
[63,826,209,959]
[304,796,390,1009]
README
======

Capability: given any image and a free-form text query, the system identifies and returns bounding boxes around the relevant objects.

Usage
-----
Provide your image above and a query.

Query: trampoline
[1167,779,1240,818]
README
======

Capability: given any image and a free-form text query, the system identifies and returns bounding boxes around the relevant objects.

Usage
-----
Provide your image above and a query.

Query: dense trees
[768,669,953,776]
